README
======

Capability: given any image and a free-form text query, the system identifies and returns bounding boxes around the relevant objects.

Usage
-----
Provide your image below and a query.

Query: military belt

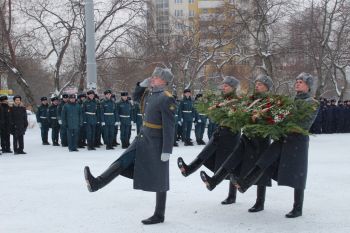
[86,112,96,115]
[144,121,162,129]
[182,111,192,113]
[104,113,114,115]
[119,115,130,118]
[50,117,57,119]
[137,114,143,116]
[40,116,47,119]
[199,114,206,116]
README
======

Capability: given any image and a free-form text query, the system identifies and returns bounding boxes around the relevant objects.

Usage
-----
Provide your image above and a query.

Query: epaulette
[164,91,172,98]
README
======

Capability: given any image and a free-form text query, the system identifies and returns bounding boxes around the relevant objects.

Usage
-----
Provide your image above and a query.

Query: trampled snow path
[0,127,349,233]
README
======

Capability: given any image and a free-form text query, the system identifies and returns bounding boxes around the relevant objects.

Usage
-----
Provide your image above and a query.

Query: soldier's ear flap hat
[296,72,313,91]
[254,74,273,91]
[152,67,174,84]
[221,76,240,89]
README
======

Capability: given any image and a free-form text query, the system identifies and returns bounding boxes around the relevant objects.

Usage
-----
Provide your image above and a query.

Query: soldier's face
[63,98,68,102]
[294,80,309,93]
[88,94,94,100]
[53,100,59,105]
[221,84,233,94]
[122,96,128,101]
[69,98,76,103]
[150,76,166,87]
[255,81,268,93]
[14,98,21,105]
[105,93,111,99]
[42,100,48,105]
[184,92,191,98]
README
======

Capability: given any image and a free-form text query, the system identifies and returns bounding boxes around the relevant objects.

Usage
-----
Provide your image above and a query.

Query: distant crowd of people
[310,98,350,134]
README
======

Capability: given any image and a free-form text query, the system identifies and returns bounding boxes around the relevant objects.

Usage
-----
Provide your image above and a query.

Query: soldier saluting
[84,67,176,225]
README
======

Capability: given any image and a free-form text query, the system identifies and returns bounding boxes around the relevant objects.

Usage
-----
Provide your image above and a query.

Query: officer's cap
[254,74,273,90]
[87,90,95,95]
[40,97,48,101]
[152,67,174,84]
[51,96,59,101]
[0,95,8,101]
[77,93,86,99]
[104,90,112,95]
[121,91,128,96]
[13,95,22,101]
[221,76,240,89]
[62,94,69,99]
[68,94,76,99]
[183,89,191,93]
[296,73,313,91]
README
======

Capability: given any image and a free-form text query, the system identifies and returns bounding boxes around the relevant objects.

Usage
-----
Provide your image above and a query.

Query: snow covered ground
[0,127,349,233]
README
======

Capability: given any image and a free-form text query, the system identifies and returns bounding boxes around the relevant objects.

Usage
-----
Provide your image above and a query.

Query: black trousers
[1,131,11,151]
[13,134,24,152]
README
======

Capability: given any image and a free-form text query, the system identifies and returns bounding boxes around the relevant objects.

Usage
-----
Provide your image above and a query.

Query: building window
[189,10,195,17]
[175,0,183,3]
[188,0,194,3]
[175,9,183,17]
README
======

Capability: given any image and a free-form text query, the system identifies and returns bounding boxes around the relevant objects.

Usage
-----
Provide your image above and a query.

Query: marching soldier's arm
[161,96,176,155]
[115,102,120,123]
[132,83,147,103]
[61,105,67,127]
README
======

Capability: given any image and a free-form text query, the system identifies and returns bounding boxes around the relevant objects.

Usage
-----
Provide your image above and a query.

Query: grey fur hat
[152,67,174,84]
[254,74,273,90]
[221,76,240,89]
[296,72,313,90]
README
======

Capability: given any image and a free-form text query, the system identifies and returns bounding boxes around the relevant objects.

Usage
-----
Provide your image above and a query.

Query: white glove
[58,120,62,125]
[115,122,119,126]
[178,121,182,126]
[198,119,202,123]
[161,153,171,162]
[101,122,106,126]
[38,123,42,128]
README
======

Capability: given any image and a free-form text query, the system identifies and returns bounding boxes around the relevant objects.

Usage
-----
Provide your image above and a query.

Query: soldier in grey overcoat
[84,67,176,225]
[235,73,319,218]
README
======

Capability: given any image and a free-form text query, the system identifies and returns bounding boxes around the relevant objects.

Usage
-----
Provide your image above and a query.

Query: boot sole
[200,171,214,191]
[177,158,188,177]
[84,167,93,192]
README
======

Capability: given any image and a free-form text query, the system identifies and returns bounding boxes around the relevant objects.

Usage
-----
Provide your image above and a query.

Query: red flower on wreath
[266,116,275,125]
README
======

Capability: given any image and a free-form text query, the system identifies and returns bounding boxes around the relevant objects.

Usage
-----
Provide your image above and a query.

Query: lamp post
[85,0,97,90]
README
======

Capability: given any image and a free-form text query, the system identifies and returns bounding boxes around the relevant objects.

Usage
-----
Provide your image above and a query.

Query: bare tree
[0,0,36,109]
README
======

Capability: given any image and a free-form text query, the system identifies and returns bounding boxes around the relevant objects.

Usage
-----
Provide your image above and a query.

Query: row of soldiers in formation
[35,89,217,152]
[310,98,350,134]
[0,95,28,155]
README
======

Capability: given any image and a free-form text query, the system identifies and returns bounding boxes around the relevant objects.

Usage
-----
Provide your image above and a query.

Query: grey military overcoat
[118,87,176,192]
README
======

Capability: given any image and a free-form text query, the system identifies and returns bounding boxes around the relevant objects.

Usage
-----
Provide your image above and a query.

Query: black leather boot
[142,192,166,225]
[249,185,266,212]
[285,189,304,218]
[84,161,123,192]
[200,168,229,191]
[221,182,237,205]
[177,157,204,177]
[235,166,264,193]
